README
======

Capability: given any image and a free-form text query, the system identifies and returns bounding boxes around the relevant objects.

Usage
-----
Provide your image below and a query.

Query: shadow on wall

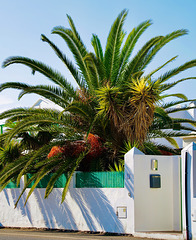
[70,188,124,233]
[3,189,34,225]
[3,176,124,233]
[33,186,124,233]
[32,174,124,233]
[3,187,78,229]
[33,189,78,230]
[125,165,134,199]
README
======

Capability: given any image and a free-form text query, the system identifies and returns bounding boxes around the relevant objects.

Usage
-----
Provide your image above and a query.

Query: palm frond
[14,173,38,208]
[0,108,40,121]
[66,101,95,122]
[104,9,128,83]
[83,53,101,91]
[52,26,93,91]
[2,57,76,97]
[61,151,87,203]
[0,82,30,93]
[17,85,70,107]
[160,77,196,91]
[41,34,82,87]
[140,29,188,71]
[145,56,178,78]
[166,106,196,114]
[91,34,104,61]
[161,99,196,109]
[66,14,86,48]
[116,19,152,84]
[158,60,196,83]
[16,143,53,186]
[161,93,188,100]
[121,36,162,83]
[44,166,66,198]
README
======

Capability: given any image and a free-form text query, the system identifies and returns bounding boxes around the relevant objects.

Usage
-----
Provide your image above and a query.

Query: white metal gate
[134,155,181,232]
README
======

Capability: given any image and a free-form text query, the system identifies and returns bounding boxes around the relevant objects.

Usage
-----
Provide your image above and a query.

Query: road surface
[0,228,152,240]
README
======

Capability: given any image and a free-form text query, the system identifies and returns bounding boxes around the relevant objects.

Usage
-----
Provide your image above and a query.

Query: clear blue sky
[0,0,196,112]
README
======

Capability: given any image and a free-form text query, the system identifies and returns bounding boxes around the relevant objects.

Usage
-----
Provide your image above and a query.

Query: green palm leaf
[41,34,82,87]
[116,19,152,84]
[2,57,76,97]
[17,85,70,107]
[51,27,93,91]
[139,29,188,71]
[104,9,128,83]
[158,60,196,83]
[66,14,86,49]
[61,151,87,203]
[91,34,104,62]
[162,99,196,109]
[161,93,188,100]
[121,36,162,84]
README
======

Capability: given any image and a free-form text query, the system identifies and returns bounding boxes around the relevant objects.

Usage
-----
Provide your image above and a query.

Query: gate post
[124,147,144,234]
[181,142,196,240]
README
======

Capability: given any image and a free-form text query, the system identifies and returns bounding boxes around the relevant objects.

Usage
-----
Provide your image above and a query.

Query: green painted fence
[75,171,124,188]
[0,124,4,134]
[4,180,20,189]
[26,173,67,188]
[5,172,124,189]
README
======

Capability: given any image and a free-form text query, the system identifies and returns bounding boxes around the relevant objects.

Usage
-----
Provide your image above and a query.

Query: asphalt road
[0,229,151,240]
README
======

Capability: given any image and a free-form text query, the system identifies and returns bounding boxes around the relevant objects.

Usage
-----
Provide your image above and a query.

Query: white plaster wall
[0,174,133,234]
[0,148,141,234]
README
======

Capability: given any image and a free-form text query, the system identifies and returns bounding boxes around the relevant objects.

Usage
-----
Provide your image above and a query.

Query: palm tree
[0,140,21,171]
[0,9,196,205]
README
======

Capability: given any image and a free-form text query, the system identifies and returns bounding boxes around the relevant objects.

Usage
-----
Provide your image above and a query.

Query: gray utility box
[150,174,161,188]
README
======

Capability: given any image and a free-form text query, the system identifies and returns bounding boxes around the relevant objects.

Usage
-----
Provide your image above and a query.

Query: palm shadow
[2,186,34,225]
[2,173,125,233]
[30,173,124,233]
[32,189,78,230]
[125,165,134,199]
[69,173,124,233]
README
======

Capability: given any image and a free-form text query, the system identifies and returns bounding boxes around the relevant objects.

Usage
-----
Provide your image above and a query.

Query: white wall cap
[181,142,196,152]
[189,101,196,106]
[125,147,145,159]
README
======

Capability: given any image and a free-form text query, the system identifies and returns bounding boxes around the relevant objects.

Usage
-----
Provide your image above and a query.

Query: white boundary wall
[0,148,139,234]
[0,181,131,233]
[0,148,184,239]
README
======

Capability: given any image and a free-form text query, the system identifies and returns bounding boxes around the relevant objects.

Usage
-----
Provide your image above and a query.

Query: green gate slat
[5,180,20,189]
[26,173,67,188]
[0,124,4,134]
[76,171,124,188]
[54,174,67,188]
[26,172,124,189]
